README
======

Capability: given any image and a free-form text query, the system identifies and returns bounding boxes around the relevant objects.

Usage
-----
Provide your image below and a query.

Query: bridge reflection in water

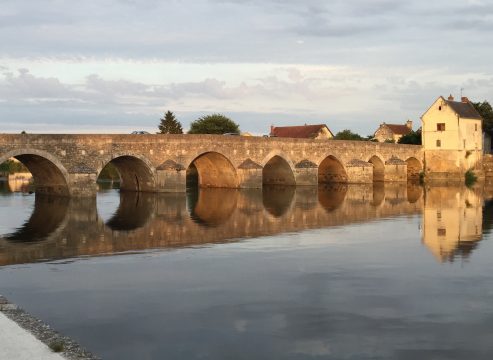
[0,184,492,266]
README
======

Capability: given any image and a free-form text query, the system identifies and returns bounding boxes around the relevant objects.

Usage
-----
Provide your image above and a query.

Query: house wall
[422,97,483,181]
[374,125,393,142]
[314,127,333,140]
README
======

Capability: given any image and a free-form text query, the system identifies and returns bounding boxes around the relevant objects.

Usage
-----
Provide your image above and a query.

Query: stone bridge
[0,134,423,197]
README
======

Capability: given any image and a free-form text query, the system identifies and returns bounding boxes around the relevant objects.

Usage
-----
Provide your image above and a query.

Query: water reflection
[0,184,420,266]
[262,185,295,217]
[189,188,238,227]
[422,186,484,263]
[1,183,493,266]
[106,192,154,231]
[5,195,69,243]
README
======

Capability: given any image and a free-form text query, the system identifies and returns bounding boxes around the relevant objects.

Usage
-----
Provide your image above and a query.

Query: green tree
[398,129,422,145]
[333,129,364,141]
[472,101,493,135]
[158,111,183,134]
[188,114,240,134]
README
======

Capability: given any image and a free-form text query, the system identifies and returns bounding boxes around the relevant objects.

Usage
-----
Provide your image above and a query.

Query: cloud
[1,0,493,134]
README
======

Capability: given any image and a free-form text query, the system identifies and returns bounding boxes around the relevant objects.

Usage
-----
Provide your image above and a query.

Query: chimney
[406,119,413,130]
[270,125,274,135]
[448,94,454,101]
[461,96,469,103]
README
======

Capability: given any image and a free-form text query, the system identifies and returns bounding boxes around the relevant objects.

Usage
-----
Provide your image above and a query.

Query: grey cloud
[0,69,72,99]
[0,0,491,66]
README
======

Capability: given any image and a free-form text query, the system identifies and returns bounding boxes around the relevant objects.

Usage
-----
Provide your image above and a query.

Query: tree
[472,101,493,135]
[398,129,422,145]
[158,111,183,134]
[333,129,364,141]
[188,114,240,134]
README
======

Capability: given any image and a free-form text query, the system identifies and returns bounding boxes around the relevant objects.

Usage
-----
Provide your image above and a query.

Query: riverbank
[0,296,98,360]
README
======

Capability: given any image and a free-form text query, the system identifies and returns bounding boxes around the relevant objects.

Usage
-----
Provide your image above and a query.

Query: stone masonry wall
[0,134,423,196]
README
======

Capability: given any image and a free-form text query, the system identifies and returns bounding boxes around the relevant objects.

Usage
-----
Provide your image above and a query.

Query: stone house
[269,124,334,139]
[421,95,483,181]
[373,120,413,142]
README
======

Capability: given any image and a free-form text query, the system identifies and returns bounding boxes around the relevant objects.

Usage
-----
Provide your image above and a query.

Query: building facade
[373,120,413,143]
[421,95,483,181]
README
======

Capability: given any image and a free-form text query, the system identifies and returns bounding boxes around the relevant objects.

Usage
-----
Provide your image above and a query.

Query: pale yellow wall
[315,127,333,140]
[422,97,482,151]
[422,97,483,173]
[422,186,482,262]
[422,97,460,150]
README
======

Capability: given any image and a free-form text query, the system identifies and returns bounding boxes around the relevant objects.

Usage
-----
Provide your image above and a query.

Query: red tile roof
[385,124,412,135]
[270,124,332,138]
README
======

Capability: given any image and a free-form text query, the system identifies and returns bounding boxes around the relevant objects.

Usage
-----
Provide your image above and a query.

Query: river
[0,182,492,359]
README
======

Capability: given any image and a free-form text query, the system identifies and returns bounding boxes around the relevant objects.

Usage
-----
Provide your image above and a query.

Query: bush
[465,169,477,187]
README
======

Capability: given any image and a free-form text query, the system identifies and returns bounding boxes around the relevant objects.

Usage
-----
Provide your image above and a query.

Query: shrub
[465,169,477,187]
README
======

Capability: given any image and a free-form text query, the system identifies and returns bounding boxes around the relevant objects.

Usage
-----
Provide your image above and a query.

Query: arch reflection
[105,192,155,231]
[5,195,69,243]
[318,184,348,212]
[262,185,295,217]
[188,188,238,227]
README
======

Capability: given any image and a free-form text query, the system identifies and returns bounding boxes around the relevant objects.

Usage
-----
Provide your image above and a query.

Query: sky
[1,0,492,135]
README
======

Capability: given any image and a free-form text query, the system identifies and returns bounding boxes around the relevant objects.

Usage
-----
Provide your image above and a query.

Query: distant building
[373,120,413,143]
[421,95,483,180]
[269,124,334,139]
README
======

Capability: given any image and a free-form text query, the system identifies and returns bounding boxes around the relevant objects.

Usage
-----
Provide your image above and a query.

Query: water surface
[0,183,492,359]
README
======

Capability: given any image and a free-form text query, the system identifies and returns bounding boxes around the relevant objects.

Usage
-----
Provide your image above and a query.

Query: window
[437,228,446,236]
[463,140,466,149]
[436,139,441,147]
[437,123,445,131]
[439,106,442,111]
[475,124,478,131]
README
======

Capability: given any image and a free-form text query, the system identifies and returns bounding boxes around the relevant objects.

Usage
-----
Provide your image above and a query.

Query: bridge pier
[346,160,373,183]
[384,157,407,182]
[294,160,319,186]
[237,159,263,189]
[68,173,99,197]
[156,166,187,192]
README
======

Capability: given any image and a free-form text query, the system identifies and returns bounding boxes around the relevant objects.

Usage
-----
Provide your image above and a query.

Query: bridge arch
[318,155,348,183]
[0,149,70,196]
[262,153,296,186]
[98,154,156,192]
[368,155,385,182]
[189,188,238,226]
[406,157,422,181]
[187,152,238,188]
